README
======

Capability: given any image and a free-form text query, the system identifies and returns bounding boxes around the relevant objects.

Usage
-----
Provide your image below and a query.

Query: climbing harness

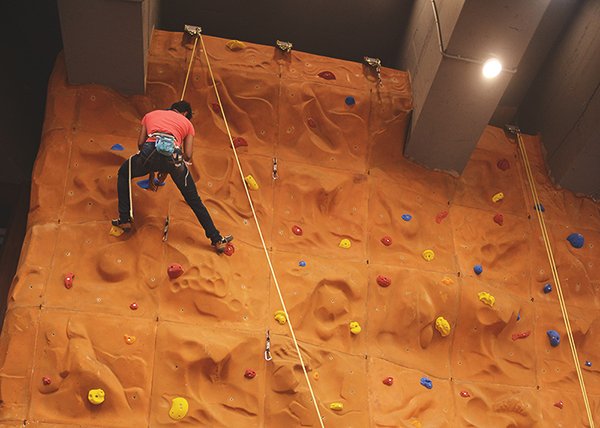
[264,329,272,361]
[512,126,595,428]
[197,30,326,427]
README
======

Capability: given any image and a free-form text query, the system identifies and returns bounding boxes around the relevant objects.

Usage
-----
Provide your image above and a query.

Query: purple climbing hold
[566,233,584,249]
[543,283,552,294]
[473,264,483,275]
[547,330,560,347]
[420,377,433,389]
[516,312,521,321]
[401,214,412,221]
[585,361,592,367]
[534,203,545,212]
[137,178,166,189]
[345,96,356,106]
[111,144,124,151]
[299,261,306,267]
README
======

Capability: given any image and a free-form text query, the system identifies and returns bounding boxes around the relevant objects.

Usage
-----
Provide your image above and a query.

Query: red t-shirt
[142,109,195,147]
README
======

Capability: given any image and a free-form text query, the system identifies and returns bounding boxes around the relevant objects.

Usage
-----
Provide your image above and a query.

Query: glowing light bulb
[482,58,502,78]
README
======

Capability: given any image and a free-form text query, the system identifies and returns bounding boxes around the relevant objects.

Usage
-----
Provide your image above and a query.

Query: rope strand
[197,34,326,427]
[516,131,595,427]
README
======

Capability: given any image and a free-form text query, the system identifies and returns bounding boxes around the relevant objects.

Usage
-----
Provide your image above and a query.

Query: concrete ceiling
[9,0,600,198]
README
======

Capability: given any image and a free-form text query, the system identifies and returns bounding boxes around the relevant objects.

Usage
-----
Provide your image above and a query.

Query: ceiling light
[482,58,502,78]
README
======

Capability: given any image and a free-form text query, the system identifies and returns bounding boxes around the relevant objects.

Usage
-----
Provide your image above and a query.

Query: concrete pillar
[57,0,159,95]
[519,0,600,197]
[400,0,551,174]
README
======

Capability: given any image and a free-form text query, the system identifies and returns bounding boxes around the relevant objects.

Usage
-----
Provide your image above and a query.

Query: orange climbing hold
[435,210,448,223]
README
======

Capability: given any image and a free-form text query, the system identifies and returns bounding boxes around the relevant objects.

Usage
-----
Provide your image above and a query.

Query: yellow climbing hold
[339,238,351,249]
[244,174,259,190]
[478,291,496,307]
[124,334,136,345]
[441,276,454,286]
[274,310,287,325]
[349,321,362,335]
[109,225,124,237]
[330,402,344,411]
[169,397,189,420]
[410,420,422,428]
[313,371,320,380]
[492,192,504,203]
[87,388,105,405]
[435,316,451,337]
[226,40,246,51]
[422,249,435,261]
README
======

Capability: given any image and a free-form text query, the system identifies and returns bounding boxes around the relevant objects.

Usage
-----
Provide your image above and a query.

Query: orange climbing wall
[1,30,600,427]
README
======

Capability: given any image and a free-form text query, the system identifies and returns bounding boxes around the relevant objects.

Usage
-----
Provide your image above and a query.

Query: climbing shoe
[111,217,133,232]
[212,235,234,254]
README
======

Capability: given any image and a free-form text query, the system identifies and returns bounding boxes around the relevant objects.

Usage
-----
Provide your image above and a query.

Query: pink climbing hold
[554,400,564,409]
[64,273,75,289]
[307,117,317,128]
[292,225,303,236]
[167,263,184,280]
[460,390,470,398]
[318,71,336,80]
[382,377,394,386]
[244,369,256,379]
[233,137,248,148]
[435,210,449,224]
[376,275,391,288]
[211,103,221,114]
[493,213,504,226]
[511,331,531,341]
[224,243,235,257]
[130,302,138,310]
[497,159,510,171]
[380,236,392,246]
[42,376,52,386]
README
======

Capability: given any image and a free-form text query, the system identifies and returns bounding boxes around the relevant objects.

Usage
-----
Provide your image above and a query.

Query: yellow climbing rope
[195,33,326,427]
[181,35,199,101]
[516,129,595,428]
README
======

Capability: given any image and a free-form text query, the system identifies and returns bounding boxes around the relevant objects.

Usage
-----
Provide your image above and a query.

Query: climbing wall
[0,30,599,427]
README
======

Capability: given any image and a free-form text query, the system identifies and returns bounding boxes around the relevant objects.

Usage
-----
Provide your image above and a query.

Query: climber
[112,100,233,253]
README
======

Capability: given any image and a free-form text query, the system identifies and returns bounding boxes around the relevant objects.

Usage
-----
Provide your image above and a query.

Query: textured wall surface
[0,30,599,427]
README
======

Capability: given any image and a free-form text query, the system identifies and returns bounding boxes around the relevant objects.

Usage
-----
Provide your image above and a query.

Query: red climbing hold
[376,275,391,288]
[382,377,394,386]
[64,273,75,289]
[307,117,317,128]
[211,103,221,114]
[233,137,248,148]
[42,376,52,386]
[318,71,336,80]
[292,225,303,236]
[130,302,138,310]
[554,400,564,409]
[244,369,256,379]
[224,243,235,256]
[460,390,471,398]
[167,263,184,280]
[493,213,504,226]
[497,159,510,171]
[380,236,392,246]
[511,331,531,341]
[435,211,449,224]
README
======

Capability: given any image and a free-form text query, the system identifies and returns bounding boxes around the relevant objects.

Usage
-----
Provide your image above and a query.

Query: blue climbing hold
[516,312,521,321]
[420,377,433,389]
[345,96,356,106]
[547,330,560,347]
[534,203,545,212]
[566,233,584,249]
[543,283,552,294]
[111,143,124,151]
[473,264,483,275]
[585,361,592,367]
[136,178,166,189]
[299,261,306,267]
[401,214,412,221]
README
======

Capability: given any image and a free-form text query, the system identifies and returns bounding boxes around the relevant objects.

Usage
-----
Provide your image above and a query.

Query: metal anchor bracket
[276,40,293,53]
[264,329,272,361]
[184,25,202,37]
[272,157,278,180]
[364,56,382,86]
